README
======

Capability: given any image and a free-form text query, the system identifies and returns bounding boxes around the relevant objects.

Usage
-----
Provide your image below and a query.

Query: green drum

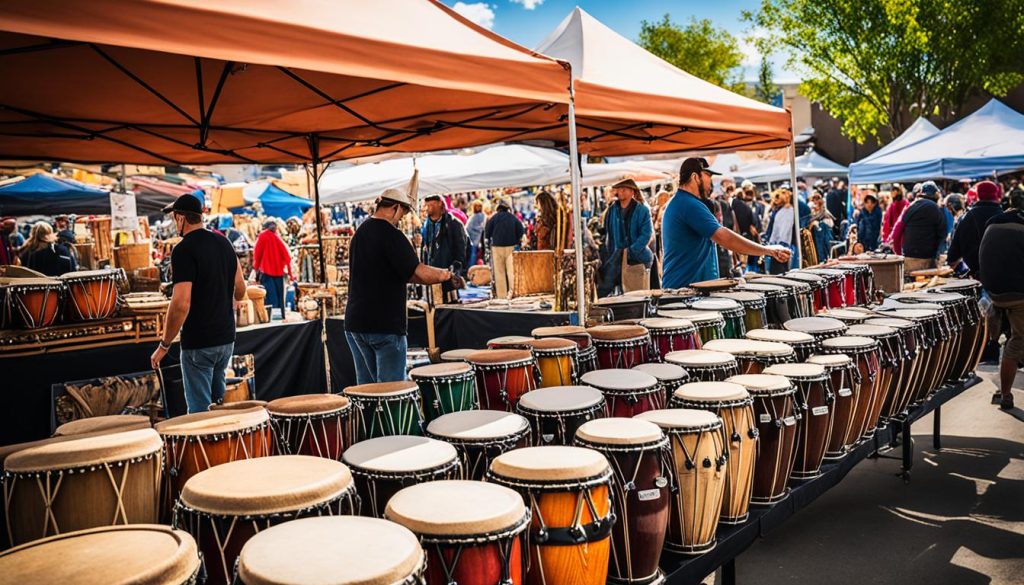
[658,308,725,345]
[712,291,768,333]
[409,362,477,423]
[344,381,424,441]
[691,298,747,339]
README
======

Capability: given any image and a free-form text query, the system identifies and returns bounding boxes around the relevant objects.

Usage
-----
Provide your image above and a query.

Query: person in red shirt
[881,184,908,243]
[252,220,292,315]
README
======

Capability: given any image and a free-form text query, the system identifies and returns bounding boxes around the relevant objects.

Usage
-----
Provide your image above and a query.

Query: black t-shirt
[732,198,755,236]
[345,218,419,335]
[171,229,238,350]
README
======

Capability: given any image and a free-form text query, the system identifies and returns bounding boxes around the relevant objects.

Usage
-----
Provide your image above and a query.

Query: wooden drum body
[665,350,739,383]
[409,362,478,422]
[427,410,531,480]
[344,381,424,441]
[846,324,901,434]
[657,309,727,346]
[807,354,859,460]
[0,277,62,329]
[527,338,579,388]
[819,337,880,445]
[633,362,691,405]
[746,328,817,362]
[712,291,768,333]
[640,318,701,361]
[467,349,539,412]
[581,369,663,418]
[727,375,797,506]
[764,363,834,480]
[703,339,795,375]
[58,269,123,321]
[516,386,607,447]
[736,283,793,327]
[587,325,652,369]
[267,393,350,460]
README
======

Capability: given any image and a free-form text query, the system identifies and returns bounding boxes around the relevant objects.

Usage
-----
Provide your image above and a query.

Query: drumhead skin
[179,455,353,516]
[0,524,200,585]
[691,298,743,312]
[440,349,477,361]
[345,381,420,397]
[635,408,722,431]
[594,296,646,306]
[517,386,605,412]
[587,324,649,341]
[877,308,941,320]
[745,329,814,344]
[465,349,534,365]
[822,309,868,321]
[343,436,458,473]
[409,362,473,377]
[267,393,350,415]
[633,362,687,381]
[488,335,534,346]
[704,339,794,357]
[656,309,725,325]
[865,317,915,330]
[673,381,749,402]
[489,446,609,481]
[665,349,736,367]
[154,407,269,436]
[807,354,853,367]
[748,276,810,290]
[6,428,162,472]
[527,338,578,351]
[878,299,942,312]
[58,269,122,280]
[821,336,877,351]
[532,325,588,337]
[580,369,658,391]
[210,400,269,411]
[575,417,664,446]
[725,374,794,394]
[427,410,530,440]
[845,324,897,338]
[236,516,424,585]
[784,317,847,334]
[53,414,151,437]
[385,480,527,536]
[763,363,827,379]
[639,317,695,331]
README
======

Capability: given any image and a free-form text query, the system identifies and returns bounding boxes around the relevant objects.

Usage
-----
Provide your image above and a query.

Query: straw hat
[379,188,417,211]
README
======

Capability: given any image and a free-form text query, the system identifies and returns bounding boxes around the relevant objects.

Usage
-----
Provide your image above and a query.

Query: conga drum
[840,254,904,295]
[466,349,539,412]
[574,419,671,585]
[819,336,880,445]
[580,369,663,418]
[866,316,923,418]
[656,309,726,345]
[806,354,858,460]
[664,350,739,382]
[689,278,739,294]
[690,298,747,339]
[441,348,477,363]
[344,381,425,441]
[343,435,461,518]
[640,318,701,360]
[633,362,691,404]
[53,414,151,436]
[703,338,796,375]
[267,393,351,460]
[4,429,163,546]
[894,291,969,384]
[784,316,848,343]
[820,308,869,326]
[831,262,875,305]
[234,516,427,585]
[426,410,531,480]
[587,325,652,369]
[934,279,986,376]
[409,362,478,422]
[845,324,901,434]
[763,363,834,480]
[155,408,274,521]
[0,277,62,329]
[783,272,827,312]
[634,409,726,554]
[748,276,814,319]
[386,480,531,585]
[745,328,817,362]
[594,295,653,321]
[516,385,607,446]
[876,307,944,402]
[726,374,797,505]
[58,269,122,321]
[536,326,599,377]
[173,455,357,585]
[487,446,613,585]
[712,291,768,333]
[735,282,792,327]
[526,338,579,387]
[0,525,201,585]
[669,382,756,525]
[801,268,848,308]
[488,336,536,350]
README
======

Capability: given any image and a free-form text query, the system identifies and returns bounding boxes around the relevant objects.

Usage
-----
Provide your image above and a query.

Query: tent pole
[568,93,587,325]
[788,111,801,268]
[308,134,332,393]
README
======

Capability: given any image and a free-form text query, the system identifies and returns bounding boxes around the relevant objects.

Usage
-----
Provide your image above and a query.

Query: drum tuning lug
[684,460,695,471]
[774,419,783,428]
[624,481,636,491]
[536,528,549,543]
[731,432,741,442]
[655,477,668,488]
[702,457,712,468]
[749,428,759,439]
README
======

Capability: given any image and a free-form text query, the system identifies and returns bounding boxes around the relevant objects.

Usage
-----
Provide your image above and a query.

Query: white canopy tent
[742,150,848,183]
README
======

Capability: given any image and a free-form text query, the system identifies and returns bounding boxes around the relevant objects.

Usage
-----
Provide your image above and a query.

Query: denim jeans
[346,331,407,385]
[180,342,234,413]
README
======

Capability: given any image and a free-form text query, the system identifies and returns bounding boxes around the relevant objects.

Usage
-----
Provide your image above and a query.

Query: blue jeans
[180,342,234,413]
[259,273,285,313]
[346,331,407,385]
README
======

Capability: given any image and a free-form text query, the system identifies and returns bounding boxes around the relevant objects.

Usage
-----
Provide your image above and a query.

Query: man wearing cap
[421,193,467,301]
[484,197,525,299]
[151,194,247,412]
[947,181,1004,276]
[346,188,454,384]
[599,178,653,295]
[891,181,948,272]
[252,219,292,315]
[855,192,882,251]
[662,158,791,288]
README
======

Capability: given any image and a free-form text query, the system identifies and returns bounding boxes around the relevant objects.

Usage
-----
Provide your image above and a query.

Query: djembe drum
[821,308,869,326]
[745,328,817,362]
[426,410,531,480]
[703,338,796,375]
[466,349,539,412]
[409,362,478,422]
[712,291,768,333]
[640,318,701,361]
[801,268,848,308]
[726,374,798,505]
[580,369,663,418]
[747,276,814,319]
[516,385,607,447]
[831,263,874,305]
[527,338,579,387]
[488,336,536,350]
[532,325,598,376]
[656,309,726,345]
[735,282,792,327]
[633,362,691,404]
[690,298,747,339]
[819,336,880,445]
[784,316,848,343]
[0,277,62,328]
[764,363,834,480]
[587,325,652,369]
[344,381,425,441]
[266,394,351,460]
[209,400,268,411]
[783,272,828,312]
[594,295,653,321]
[689,278,739,294]
[665,349,739,382]
[53,414,151,436]
[440,349,477,363]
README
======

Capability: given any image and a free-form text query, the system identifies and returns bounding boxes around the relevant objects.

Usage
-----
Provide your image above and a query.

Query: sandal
[1000,394,1015,411]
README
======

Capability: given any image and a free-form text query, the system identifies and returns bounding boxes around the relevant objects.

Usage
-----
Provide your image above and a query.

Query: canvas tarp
[232,182,314,219]
[0,173,109,215]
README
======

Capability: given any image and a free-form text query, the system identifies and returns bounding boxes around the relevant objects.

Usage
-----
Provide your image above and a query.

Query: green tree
[638,15,746,92]
[755,55,781,105]
[744,0,1024,143]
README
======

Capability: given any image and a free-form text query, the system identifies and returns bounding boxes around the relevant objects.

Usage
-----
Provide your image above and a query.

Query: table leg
[933,405,942,450]
[721,558,736,585]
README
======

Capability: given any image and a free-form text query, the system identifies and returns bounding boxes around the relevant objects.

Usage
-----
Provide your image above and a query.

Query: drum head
[749,276,810,290]
[639,317,695,331]
[737,282,786,294]
[386,480,527,536]
[409,362,473,378]
[865,317,915,330]
[489,446,609,482]
[180,455,353,515]
[488,335,534,347]
[344,380,419,397]
[712,291,766,304]
[343,436,458,473]
[821,336,877,351]
[53,414,151,437]
[901,291,964,303]
[575,418,664,446]
[0,525,200,585]
[465,348,533,365]
[427,410,529,441]
[764,363,827,379]
[726,374,794,395]
[580,369,658,391]
[704,339,794,357]
[689,278,739,292]
[633,362,688,382]
[6,428,162,472]
[587,324,648,341]
[656,309,725,325]
[527,338,578,351]
[517,386,605,412]
[845,324,897,338]
[440,349,477,362]
[784,271,823,283]
[691,298,743,312]
[267,393,349,415]
[57,269,120,281]
[784,317,846,334]
[808,353,852,367]
[532,325,588,338]
[237,516,424,585]
[155,407,270,437]
[879,299,942,311]
[635,408,722,431]
[665,349,737,367]
[209,400,269,411]
[822,309,868,321]
[745,328,814,344]
[594,296,645,306]
[673,381,749,403]
[878,308,941,320]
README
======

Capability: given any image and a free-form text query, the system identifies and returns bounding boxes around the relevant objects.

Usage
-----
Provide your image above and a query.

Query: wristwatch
[158,340,172,351]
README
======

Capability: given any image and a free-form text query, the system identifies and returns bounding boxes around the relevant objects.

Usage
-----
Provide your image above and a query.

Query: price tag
[783,416,796,426]
[638,489,662,501]
[838,388,853,397]
[811,406,829,416]
[759,414,771,423]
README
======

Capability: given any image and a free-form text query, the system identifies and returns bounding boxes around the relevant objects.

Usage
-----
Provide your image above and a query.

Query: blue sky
[446,0,800,83]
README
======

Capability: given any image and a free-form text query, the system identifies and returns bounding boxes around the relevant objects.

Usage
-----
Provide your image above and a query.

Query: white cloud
[452,2,496,29]
[510,0,544,9]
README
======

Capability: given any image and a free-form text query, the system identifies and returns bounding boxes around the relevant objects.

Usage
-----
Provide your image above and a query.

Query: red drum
[580,369,663,418]
[819,336,880,445]
[807,354,859,460]
[0,277,62,329]
[58,269,124,321]
[746,277,814,319]
[466,349,539,412]
[656,309,726,345]
[782,272,828,312]
[703,338,795,375]
[587,325,652,369]
[846,324,901,433]
[633,362,691,404]
[488,336,536,350]
[516,385,606,447]
[865,317,920,419]
[820,309,869,326]
[735,282,793,328]
[726,374,798,505]
[594,295,654,322]
[745,328,817,362]
[426,410,531,480]
[267,394,350,460]
[665,350,739,383]
[801,268,848,308]
[640,317,701,360]
[784,316,848,343]
[763,363,834,480]
[532,325,592,349]
[831,263,875,305]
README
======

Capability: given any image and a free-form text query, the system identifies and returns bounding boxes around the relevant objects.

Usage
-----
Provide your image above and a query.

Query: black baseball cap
[679,157,721,181]
[162,194,203,215]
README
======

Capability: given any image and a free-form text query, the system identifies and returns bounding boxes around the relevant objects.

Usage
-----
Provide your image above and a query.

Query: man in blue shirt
[662,158,792,288]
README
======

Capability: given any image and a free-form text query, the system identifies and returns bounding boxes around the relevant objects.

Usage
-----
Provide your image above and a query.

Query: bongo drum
[516,385,607,447]
[409,362,478,422]
[386,480,530,585]
[703,339,796,375]
[783,272,827,312]
[865,317,920,418]
[712,291,768,333]
[587,325,652,369]
[801,268,848,308]
[807,354,858,460]
[488,336,536,350]
[343,435,461,518]
[594,295,653,321]
[735,282,792,327]
[345,381,425,441]
[441,349,477,363]
[0,277,62,329]
[574,419,671,585]
[634,409,726,554]
[664,350,739,382]
[763,363,834,480]
[58,269,123,321]
[745,328,817,362]
[53,414,151,436]
[748,276,814,319]
[690,298,747,339]
[845,324,901,433]
[266,393,351,460]
[726,374,797,505]
[467,349,539,412]
[580,369,664,418]
[486,446,614,585]
[656,310,726,345]
[669,382,756,525]
[690,278,739,294]
[527,338,579,387]
[832,263,874,305]
[209,400,268,411]
[426,410,531,480]
[155,408,274,521]
[819,336,880,445]
[633,362,691,404]
[0,525,201,585]
[173,455,357,585]
[784,316,848,343]
[640,318,701,361]
[234,516,427,585]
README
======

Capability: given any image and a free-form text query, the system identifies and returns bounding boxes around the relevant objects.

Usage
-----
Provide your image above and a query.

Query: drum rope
[102,462,130,525]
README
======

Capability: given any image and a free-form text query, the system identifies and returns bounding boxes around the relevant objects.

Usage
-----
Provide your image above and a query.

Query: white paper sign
[110,192,139,232]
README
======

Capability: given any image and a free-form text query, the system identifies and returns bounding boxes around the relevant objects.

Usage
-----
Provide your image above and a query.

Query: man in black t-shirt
[151,194,246,412]
[345,188,454,384]
[732,181,760,272]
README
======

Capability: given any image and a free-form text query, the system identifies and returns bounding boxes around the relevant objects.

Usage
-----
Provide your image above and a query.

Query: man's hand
[150,345,168,370]
[767,245,792,263]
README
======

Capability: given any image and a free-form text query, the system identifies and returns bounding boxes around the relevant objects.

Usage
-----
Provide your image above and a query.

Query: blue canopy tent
[848,100,1024,183]
[0,173,110,216]
[848,118,939,184]
[231,182,313,219]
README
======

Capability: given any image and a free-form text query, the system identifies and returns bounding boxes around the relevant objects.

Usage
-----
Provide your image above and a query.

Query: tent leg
[308,134,332,392]
[787,110,801,268]
[568,97,586,325]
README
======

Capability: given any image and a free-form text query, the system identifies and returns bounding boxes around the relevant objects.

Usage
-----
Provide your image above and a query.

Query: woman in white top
[768,189,795,274]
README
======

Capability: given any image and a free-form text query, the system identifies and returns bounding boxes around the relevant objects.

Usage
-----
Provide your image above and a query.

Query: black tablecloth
[434,305,576,350]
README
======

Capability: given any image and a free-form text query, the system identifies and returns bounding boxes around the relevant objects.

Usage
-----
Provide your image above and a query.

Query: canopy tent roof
[233,182,313,219]
[0,0,570,165]
[126,175,196,215]
[742,150,848,183]
[533,8,792,156]
[848,118,939,183]
[0,172,109,215]
[848,100,1024,183]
